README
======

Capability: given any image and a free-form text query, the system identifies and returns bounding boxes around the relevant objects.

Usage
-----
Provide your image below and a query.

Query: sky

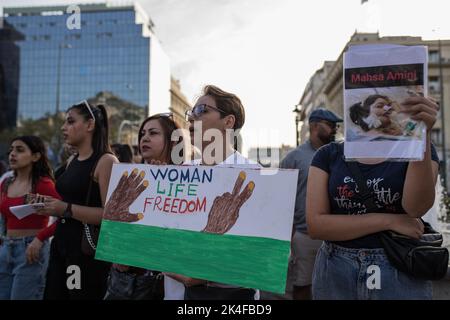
[2,0,450,154]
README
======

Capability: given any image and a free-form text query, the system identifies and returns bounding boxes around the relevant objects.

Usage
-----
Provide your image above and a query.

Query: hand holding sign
[400,96,439,131]
[103,168,149,222]
[24,193,46,206]
[202,171,255,234]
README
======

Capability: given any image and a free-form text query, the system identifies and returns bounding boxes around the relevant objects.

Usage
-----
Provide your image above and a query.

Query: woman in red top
[0,136,60,300]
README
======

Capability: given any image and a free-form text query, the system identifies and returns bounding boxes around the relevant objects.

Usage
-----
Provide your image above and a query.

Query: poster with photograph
[343,44,428,160]
[95,164,298,294]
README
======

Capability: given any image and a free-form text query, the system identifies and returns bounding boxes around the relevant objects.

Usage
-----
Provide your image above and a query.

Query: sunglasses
[185,104,226,121]
[320,121,339,130]
[154,112,173,119]
[80,100,95,122]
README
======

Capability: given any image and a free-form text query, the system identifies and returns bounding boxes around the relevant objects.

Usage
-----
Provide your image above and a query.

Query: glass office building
[0,3,171,126]
[0,20,23,129]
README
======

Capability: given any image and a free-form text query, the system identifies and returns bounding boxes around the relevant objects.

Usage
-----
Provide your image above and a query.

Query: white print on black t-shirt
[334,176,401,215]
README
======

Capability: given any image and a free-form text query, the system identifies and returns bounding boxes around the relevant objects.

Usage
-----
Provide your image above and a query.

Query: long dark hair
[67,101,111,156]
[111,143,133,163]
[138,114,183,164]
[0,160,7,176]
[9,136,54,191]
[349,94,389,131]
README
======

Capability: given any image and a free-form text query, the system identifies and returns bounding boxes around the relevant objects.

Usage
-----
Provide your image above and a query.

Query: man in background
[280,108,343,300]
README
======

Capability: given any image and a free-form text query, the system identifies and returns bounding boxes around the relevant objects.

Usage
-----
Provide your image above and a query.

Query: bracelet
[62,203,73,219]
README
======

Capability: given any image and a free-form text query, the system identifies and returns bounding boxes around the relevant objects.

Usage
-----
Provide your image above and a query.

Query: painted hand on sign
[202,171,255,234]
[103,168,149,222]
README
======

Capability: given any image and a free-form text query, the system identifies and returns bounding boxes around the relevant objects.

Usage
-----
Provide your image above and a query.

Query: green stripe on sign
[96,220,290,294]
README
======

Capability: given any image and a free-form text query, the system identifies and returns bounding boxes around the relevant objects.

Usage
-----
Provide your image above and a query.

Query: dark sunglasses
[185,104,226,121]
[320,121,339,130]
[75,99,96,122]
[153,112,173,119]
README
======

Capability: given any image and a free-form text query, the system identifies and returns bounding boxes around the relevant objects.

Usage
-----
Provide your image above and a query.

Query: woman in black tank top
[36,100,118,299]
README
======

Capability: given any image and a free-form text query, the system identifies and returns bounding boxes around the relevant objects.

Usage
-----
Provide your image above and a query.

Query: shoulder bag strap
[83,152,111,251]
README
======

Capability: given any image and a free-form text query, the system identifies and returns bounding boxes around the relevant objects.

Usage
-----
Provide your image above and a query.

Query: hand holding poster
[343,44,428,160]
[96,164,298,294]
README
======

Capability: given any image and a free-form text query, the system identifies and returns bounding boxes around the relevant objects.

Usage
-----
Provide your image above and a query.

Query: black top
[54,153,102,256]
[311,142,439,249]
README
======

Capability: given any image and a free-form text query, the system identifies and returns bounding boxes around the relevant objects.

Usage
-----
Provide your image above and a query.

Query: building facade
[0,21,23,129]
[297,32,450,187]
[0,2,171,126]
[297,61,335,143]
[170,77,191,129]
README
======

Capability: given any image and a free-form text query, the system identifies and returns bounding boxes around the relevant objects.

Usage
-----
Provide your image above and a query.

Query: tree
[0,112,64,163]
[0,91,146,162]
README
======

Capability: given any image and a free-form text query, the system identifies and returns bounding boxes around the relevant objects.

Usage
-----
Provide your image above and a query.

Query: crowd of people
[0,84,442,300]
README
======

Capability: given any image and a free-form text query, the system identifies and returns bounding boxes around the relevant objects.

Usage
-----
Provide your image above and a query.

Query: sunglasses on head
[79,100,95,122]
[185,104,226,121]
[154,112,173,119]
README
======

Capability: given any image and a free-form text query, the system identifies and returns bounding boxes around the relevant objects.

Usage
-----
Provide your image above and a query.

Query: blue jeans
[0,236,50,300]
[0,215,5,236]
[312,242,432,300]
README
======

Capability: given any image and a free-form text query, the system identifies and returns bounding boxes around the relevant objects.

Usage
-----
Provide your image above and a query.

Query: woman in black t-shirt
[306,96,440,300]
[36,100,119,299]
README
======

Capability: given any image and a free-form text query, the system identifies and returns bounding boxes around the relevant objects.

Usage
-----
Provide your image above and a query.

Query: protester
[307,96,439,299]
[279,108,342,300]
[0,136,60,299]
[111,143,134,163]
[37,100,119,299]
[103,113,183,300]
[164,85,261,300]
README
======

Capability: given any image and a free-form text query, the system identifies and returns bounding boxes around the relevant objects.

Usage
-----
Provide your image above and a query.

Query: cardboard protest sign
[95,164,298,294]
[343,44,428,160]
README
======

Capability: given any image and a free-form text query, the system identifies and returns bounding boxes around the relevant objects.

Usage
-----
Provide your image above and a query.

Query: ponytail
[93,104,111,156]
[68,101,111,156]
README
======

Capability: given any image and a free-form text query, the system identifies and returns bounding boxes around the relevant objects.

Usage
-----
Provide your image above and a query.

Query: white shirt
[164,151,261,300]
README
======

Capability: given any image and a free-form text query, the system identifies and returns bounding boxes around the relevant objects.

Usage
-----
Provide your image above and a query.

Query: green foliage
[0,113,64,161]
[0,92,146,161]
[441,186,450,223]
